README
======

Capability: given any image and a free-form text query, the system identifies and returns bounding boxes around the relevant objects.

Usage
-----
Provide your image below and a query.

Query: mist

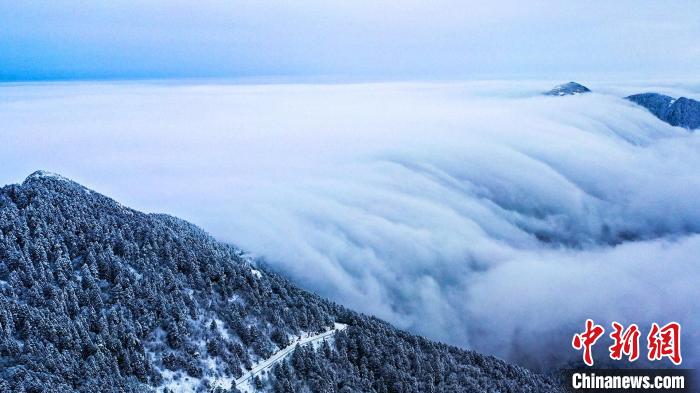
[1,80,698,369]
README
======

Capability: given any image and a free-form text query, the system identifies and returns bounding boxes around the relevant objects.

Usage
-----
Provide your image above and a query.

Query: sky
[2,0,700,81]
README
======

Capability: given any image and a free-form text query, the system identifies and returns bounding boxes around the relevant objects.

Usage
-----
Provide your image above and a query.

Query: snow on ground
[212,318,231,340]
[157,369,201,393]
[207,355,235,391]
[228,293,245,306]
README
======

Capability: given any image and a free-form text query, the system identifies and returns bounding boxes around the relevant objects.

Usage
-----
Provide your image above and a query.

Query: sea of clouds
[1,80,698,370]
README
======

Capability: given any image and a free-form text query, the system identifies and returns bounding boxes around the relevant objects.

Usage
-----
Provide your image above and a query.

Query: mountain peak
[543,81,591,96]
[627,93,700,130]
[23,170,73,185]
[20,170,93,196]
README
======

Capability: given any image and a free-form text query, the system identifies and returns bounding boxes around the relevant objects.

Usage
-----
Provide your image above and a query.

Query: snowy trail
[235,323,347,390]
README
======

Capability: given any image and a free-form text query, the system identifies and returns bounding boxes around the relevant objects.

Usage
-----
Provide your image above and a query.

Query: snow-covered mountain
[627,93,700,130]
[0,171,563,392]
[543,81,591,96]
[543,82,699,130]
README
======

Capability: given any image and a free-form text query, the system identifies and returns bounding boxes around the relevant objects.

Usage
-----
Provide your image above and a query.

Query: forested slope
[0,171,562,392]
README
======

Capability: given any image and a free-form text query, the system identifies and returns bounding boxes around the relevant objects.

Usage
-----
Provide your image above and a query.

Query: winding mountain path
[235,323,347,391]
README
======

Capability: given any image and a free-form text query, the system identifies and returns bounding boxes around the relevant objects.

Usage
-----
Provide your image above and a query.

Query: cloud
[1,80,698,369]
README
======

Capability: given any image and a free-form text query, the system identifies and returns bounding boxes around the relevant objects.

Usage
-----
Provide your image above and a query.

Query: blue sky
[2,0,700,81]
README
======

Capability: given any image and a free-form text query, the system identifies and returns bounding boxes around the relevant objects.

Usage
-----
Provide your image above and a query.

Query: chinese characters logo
[572,320,681,366]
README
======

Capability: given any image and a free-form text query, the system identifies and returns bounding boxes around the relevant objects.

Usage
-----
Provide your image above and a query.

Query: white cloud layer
[1,81,698,369]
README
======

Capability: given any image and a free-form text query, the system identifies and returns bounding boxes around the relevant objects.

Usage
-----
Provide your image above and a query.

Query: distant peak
[543,82,591,96]
[626,93,700,130]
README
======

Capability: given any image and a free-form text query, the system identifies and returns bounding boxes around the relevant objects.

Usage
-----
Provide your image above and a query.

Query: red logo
[647,322,682,365]
[572,319,605,366]
[609,322,640,362]
[572,320,682,366]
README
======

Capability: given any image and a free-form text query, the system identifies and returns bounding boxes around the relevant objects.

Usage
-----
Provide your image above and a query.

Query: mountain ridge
[626,93,700,130]
[0,171,563,392]
[542,82,700,130]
